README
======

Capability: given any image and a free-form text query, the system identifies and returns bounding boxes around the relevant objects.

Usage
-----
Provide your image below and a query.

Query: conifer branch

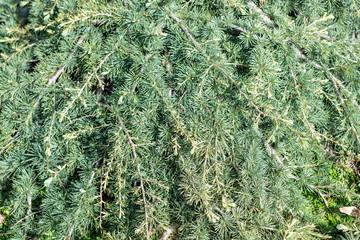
[226,23,261,41]
[289,66,317,139]
[227,23,247,33]
[214,64,290,123]
[61,12,117,26]
[170,12,202,51]
[10,211,40,230]
[2,1,360,238]
[328,74,360,149]
[0,40,43,67]
[293,41,360,150]
[67,208,80,238]
[148,73,194,142]
[67,161,101,239]
[265,142,331,210]
[118,117,150,240]
[316,185,360,198]
[62,114,97,130]
[99,161,105,236]
[288,174,331,210]
[248,1,332,40]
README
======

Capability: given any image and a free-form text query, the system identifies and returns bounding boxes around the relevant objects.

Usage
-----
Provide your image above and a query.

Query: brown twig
[0,131,19,155]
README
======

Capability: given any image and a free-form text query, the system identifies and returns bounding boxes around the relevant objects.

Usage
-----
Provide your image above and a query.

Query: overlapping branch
[242,1,360,150]
[170,12,291,124]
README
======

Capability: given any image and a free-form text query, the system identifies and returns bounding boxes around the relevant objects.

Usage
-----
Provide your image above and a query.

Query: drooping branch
[97,102,151,240]
[117,116,150,240]
[67,161,101,239]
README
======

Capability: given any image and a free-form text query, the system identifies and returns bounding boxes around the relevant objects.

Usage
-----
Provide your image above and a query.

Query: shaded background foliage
[1,0,360,239]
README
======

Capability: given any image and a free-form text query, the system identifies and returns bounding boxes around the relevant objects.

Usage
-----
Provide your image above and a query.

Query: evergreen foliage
[1,0,360,239]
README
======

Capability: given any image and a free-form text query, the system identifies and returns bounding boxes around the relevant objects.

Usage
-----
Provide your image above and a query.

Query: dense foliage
[1,0,360,239]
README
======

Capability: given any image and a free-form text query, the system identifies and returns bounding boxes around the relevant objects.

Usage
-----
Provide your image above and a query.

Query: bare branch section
[170,12,291,123]
[247,1,276,28]
[160,223,179,240]
[23,192,32,238]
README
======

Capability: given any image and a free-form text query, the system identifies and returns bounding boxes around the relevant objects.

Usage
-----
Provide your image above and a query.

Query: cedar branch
[25,31,87,125]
